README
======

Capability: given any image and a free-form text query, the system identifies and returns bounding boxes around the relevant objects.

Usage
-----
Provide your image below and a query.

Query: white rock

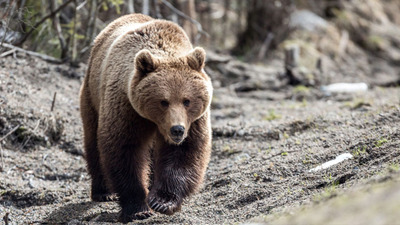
[290,10,328,31]
[321,83,368,93]
[309,153,353,172]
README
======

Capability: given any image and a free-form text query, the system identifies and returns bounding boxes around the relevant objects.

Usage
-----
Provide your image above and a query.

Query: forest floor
[0,52,399,224]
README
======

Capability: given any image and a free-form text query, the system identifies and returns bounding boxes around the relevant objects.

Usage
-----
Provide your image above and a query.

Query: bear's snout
[170,125,185,142]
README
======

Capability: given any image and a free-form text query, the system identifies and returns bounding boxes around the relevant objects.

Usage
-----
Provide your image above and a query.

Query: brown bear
[79,14,213,222]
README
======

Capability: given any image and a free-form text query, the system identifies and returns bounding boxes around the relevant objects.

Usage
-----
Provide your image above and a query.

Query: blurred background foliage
[1,0,400,66]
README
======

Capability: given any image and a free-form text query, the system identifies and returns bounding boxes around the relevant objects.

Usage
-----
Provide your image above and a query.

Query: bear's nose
[170,125,185,137]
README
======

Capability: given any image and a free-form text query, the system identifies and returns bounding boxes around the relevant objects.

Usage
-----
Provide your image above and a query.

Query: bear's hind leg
[80,90,115,202]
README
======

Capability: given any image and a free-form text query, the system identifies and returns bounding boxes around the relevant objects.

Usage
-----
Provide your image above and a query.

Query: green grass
[313,184,338,202]
[294,85,310,93]
[352,145,367,157]
[263,109,282,121]
[388,163,400,172]
[375,138,388,148]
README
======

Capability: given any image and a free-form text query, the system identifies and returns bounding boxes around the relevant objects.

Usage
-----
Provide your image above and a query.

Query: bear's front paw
[118,208,154,223]
[148,191,182,215]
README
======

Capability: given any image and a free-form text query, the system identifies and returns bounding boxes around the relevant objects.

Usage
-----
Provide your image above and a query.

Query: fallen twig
[0,48,16,58]
[51,92,57,111]
[0,125,20,143]
[0,43,62,63]
[0,125,19,171]
[0,144,4,172]
[257,32,274,61]
[338,30,349,57]
[21,120,40,149]
[3,212,9,225]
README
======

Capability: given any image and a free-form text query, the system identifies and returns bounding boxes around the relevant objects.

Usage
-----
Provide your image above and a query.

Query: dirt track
[0,54,399,224]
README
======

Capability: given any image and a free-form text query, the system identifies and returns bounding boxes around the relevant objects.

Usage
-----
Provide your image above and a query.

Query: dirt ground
[0,52,399,224]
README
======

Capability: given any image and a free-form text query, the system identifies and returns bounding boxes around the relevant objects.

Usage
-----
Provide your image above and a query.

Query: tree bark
[153,0,161,18]
[232,0,294,59]
[85,0,98,48]
[142,0,150,15]
[180,0,196,43]
[219,0,229,46]
[70,0,78,64]
[49,0,67,59]
[127,0,135,13]
[15,0,74,46]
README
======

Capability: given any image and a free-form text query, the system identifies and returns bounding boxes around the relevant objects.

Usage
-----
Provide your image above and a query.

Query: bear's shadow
[44,201,182,223]
[44,201,118,223]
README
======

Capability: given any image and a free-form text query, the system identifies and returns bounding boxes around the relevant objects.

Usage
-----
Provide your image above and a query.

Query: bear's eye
[161,100,169,107]
[183,99,190,107]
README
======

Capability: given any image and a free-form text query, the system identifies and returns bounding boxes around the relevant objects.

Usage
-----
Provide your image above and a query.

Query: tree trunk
[142,0,150,15]
[153,0,161,18]
[127,0,135,13]
[49,0,67,59]
[180,0,196,43]
[232,0,294,59]
[85,0,97,48]
[70,0,78,64]
[219,0,229,46]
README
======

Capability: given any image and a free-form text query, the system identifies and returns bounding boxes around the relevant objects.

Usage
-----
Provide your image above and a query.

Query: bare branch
[70,0,78,63]
[85,0,98,47]
[0,0,16,20]
[0,42,62,63]
[0,125,20,143]
[77,0,87,10]
[51,92,57,111]
[49,0,68,59]
[15,0,74,46]
[0,0,17,51]
[0,48,16,57]
[257,32,274,61]
[160,0,209,43]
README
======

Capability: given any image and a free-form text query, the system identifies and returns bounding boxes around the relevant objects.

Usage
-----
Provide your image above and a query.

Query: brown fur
[79,14,212,223]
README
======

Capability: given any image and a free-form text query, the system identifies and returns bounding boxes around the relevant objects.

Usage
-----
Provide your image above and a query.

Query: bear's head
[129,47,212,145]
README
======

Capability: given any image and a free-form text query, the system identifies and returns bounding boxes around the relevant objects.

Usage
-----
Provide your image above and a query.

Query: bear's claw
[92,193,118,202]
[133,210,154,220]
[118,210,154,223]
[148,194,181,215]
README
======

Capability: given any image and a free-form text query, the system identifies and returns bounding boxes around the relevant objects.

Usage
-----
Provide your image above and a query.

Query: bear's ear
[135,49,159,76]
[186,47,206,72]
